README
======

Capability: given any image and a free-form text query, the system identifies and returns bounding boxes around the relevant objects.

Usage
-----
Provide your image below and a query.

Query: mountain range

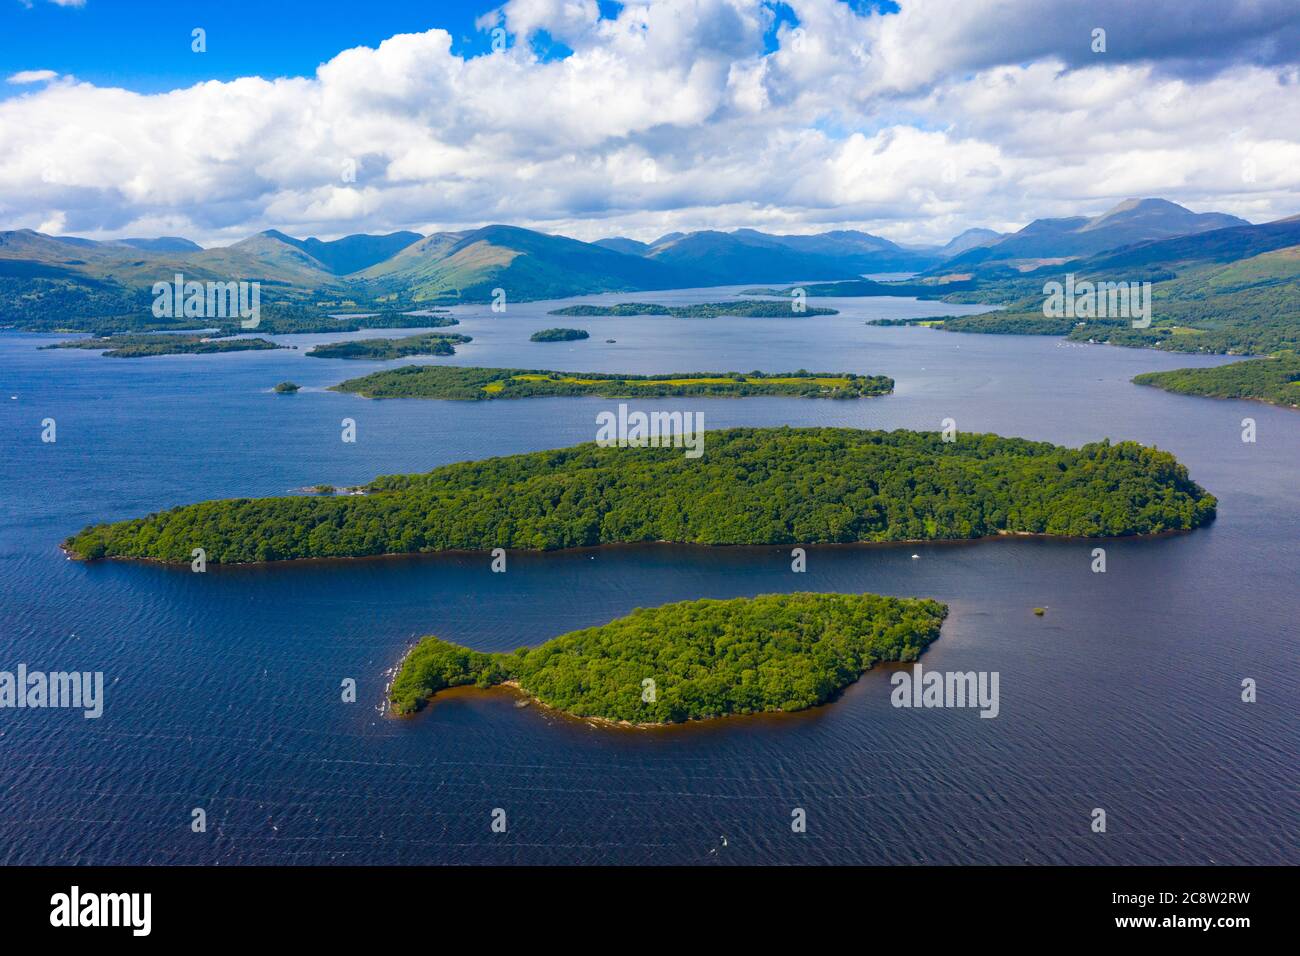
[930,198,1249,276]
[0,198,1279,328]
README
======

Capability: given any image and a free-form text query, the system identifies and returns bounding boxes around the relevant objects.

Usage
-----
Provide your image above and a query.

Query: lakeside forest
[389,592,948,723]
[1132,352,1300,407]
[65,427,1217,565]
[333,365,893,400]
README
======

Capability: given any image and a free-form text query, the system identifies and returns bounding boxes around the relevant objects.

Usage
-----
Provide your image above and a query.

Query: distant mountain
[117,237,203,253]
[1061,214,1300,275]
[263,230,423,275]
[594,237,651,256]
[0,227,345,295]
[936,199,1249,274]
[46,235,202,253]
[358,224,698,302]
[940,228,1004,257]
[4,204,1286,331]
[637,228,939,284]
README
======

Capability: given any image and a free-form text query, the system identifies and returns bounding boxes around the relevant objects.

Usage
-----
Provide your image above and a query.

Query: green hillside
[1132,352,1300,407]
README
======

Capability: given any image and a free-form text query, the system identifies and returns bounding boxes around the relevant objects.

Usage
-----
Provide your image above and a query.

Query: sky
[1,0,1298,247]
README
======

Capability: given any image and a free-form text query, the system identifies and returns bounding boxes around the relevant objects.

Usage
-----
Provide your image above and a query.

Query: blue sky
[0,0,853,96]
[0,0,1294,244]
[0,0,599,95]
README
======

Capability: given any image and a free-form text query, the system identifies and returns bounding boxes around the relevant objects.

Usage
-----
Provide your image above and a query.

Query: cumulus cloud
[0,0,1297,245]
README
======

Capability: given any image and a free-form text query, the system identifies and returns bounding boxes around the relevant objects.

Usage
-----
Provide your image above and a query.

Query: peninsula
[389,592,948,722]
[1132,352,1300,408]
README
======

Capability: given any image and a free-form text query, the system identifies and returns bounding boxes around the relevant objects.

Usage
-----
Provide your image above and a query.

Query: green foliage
[548,300,838,318]
[64,427,1217,565]
[42,334,283,358]
[1132,352,1300,407]
[305,331,471,359]
[923,245,1300,356]
[389,592,948,722]
[5,290,457,336]
[332,366,891,400]
[273,381,301,393]
[530,327,590,342]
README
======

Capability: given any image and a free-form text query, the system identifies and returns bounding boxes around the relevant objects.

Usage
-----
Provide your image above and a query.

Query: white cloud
[7,70,59,84]
[0,0,1297,245]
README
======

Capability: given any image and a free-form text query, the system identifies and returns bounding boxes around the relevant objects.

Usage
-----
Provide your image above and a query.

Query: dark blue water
[1,286,1296,864]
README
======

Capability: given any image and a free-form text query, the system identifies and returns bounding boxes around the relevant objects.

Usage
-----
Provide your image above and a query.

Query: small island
[1132,352,1300,408]
[305,331,472,360]
[63,427,1217,565]
[389,592,948,723]
[548,300,838,318]
[530,328,590,342]
[43,333,284,358]
[331,365,892,400]
[273,381,300,393]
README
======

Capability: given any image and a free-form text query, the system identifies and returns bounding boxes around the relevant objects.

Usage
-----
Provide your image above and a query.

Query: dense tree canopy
[389,591,948,722]
[529,327,590,342]
[42,333,283,358]
[333,365,891,400]
[305,331,471,359]
[65,427,1217,564]
[1133,352,1300,407]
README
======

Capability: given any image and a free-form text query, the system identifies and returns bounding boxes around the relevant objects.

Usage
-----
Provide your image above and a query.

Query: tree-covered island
[305,331,472,360]
[389,592,948,722]
[530,327,590,342]
[331,365,892,399]
[42,333,284,358]
[64,427,1216,564]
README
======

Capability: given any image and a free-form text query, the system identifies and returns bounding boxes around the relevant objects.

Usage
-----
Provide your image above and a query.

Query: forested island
[305,331,472,360]
[42,333,283,358]
[1132,352,1300,407]
[64,427,1216,564]
[530,327,590,342]
[548,301,838,318]
[389,592,948,723]
[19,302,459,338]
[331,366,892,400]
